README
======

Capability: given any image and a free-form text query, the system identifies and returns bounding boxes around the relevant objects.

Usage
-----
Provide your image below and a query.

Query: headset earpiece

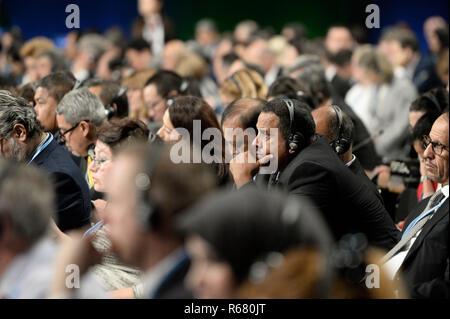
[135,143,165,231]
[331,105,350,156]
[283,99,304,153]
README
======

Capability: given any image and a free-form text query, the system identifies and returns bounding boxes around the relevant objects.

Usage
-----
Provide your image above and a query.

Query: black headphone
[283,99,305,153]
[0,161,17,237]
[330,105,351,155]
[230,73,243,95]
[135,142,165,231]
[105,86,127,120]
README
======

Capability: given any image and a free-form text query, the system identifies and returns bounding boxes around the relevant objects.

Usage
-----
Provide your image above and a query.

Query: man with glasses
[56,88,106,188]
[382,111,449,298]
[0,90,91,233]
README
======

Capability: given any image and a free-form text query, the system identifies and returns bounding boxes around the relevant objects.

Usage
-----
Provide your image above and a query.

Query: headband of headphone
[330,105,351,155]
[283,99,304,153]
[135,143,166,231]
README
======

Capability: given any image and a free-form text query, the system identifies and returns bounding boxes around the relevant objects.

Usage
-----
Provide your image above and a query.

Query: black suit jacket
[153,251,193,299]
[395,195,449,298]
[32,138,92,232]
[413,54,444,94]
[271,135,399,250]
[330,74,351,101]
[348,156,384,205]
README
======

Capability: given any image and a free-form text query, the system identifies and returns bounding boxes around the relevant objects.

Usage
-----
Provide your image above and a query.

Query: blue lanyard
[27,133,54,165]
[402,200,445,239]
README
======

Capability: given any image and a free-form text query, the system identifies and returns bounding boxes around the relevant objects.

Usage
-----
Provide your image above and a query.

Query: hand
[50,231,104,297]
[230,151,273,189]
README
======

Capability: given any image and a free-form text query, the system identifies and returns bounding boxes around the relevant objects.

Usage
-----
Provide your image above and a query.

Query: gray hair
[0,90,43,138]
[37,49,70,73]
[0,159,54,242]
[56,88,106,126]
[285,54,321,76]
[77,34,108,62]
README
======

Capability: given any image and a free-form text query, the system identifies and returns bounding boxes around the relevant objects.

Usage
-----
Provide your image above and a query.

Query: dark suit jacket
[152,251,193,299]
[413,54,444,94]
[269,135,399,250]
[348,156,384,205]
[32,138,92,232]
[330,74,351,101]
[395,196,449,298]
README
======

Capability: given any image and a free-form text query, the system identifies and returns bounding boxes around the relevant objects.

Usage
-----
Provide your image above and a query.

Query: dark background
[0,0,448,51]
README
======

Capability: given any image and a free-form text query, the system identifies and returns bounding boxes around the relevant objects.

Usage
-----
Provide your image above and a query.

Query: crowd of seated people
[0,0,449,299]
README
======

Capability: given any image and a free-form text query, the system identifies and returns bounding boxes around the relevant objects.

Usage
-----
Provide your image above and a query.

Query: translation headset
[0,161,17,236]
[330,105,351,155]
[135,142,165,231]
[283,99,305,153]
[105,86,127,119]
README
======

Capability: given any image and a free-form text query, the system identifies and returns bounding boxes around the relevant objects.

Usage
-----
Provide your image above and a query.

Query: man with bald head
[312,105,383,204]
[382,112,449,298]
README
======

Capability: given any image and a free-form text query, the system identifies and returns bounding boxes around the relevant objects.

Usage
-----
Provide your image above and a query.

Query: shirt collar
[345,154,357,167]
[440,184,449,198]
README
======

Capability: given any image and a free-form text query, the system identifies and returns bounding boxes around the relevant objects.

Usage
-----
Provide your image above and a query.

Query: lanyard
[402,199,445,239]
[27,133,54,165]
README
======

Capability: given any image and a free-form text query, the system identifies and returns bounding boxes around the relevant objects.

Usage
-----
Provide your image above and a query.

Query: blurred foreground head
[104,142,218,268]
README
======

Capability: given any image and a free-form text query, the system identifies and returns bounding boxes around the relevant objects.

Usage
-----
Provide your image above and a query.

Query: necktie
[380,190,445,264]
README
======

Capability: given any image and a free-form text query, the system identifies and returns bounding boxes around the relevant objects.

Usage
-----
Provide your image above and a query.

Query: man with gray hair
[56,87,106,188]
[0,159,57,298]
[0,90,91,232]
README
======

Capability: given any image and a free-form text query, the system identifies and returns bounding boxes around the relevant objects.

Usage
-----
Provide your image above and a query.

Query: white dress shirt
[383,185,449,280]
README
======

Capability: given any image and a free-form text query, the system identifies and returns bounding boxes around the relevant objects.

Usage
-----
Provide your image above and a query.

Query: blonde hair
[122,69,156,121]
[173,52,208,81]
[355,44,393,83]
[219,69,268,101]
[19,37,54,58]
[122,69,156,90]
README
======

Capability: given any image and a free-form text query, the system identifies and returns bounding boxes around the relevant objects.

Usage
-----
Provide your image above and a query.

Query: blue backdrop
[1,0,448,52]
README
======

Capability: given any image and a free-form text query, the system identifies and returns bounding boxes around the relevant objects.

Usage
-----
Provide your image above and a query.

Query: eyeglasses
[422,135,449,155]
[58,122,80,143]
[90,155,111,168]
[58,120,92,143]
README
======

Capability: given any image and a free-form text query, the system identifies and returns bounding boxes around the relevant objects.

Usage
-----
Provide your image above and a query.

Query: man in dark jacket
[230,98,399,250]
[0,90,91,232]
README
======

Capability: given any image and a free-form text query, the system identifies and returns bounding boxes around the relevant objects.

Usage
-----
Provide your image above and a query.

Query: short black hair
[328,49,353,67]
[35,71,76,103]
[410,88,449,115]
[296,65,332,102]
[127,38,151,52]
[222,52,241,70]
[268,76,317,110]
[412,113,439,142]
[83,79,129,118]
[145,70,183,98]
[221,98,266,132]
[262,98,316,147]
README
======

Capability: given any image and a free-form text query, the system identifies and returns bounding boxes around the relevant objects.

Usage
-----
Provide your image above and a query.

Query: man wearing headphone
[230,98,399,251]
[312,105,383,204]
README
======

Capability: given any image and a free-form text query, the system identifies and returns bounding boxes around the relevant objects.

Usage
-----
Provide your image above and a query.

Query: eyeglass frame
[58,120,92,143]
[421,135,449,156]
